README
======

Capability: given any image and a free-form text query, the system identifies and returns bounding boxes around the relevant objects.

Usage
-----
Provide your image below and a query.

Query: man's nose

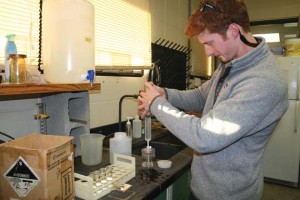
[205,46,214,57]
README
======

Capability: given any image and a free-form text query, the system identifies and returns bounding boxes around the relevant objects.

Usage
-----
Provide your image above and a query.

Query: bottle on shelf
[5,34,17,83]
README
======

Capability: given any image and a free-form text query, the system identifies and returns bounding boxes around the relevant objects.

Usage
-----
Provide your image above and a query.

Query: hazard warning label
[3,156,40,197]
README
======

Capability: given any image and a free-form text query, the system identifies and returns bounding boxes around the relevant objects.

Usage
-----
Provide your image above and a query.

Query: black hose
[38,0,44,74]
[0,131,15,140]
[119,94,139,131]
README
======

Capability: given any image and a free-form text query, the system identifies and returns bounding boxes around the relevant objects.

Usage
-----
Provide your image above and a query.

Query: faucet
[81,70,95,86]
[118,63,159,131]
[118,94,139,131]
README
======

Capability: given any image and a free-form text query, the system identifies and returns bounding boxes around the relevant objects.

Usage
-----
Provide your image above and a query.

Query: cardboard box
[0,133,74,200]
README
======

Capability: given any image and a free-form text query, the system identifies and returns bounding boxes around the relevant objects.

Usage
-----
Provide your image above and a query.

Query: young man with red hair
[138,1,288,199]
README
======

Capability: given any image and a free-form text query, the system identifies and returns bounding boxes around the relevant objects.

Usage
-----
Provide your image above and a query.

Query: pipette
[144,116,151,147]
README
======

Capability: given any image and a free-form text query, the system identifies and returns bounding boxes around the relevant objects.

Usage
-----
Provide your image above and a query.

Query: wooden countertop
[0,83,101,96]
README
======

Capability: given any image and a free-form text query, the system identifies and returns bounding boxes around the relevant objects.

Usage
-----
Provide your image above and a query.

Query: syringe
[144,116,151,147]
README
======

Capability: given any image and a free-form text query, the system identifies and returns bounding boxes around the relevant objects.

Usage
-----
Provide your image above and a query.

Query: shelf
[0,83,101,96]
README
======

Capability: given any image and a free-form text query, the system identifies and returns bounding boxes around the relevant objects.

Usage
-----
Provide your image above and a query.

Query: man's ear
[228,23,240,39]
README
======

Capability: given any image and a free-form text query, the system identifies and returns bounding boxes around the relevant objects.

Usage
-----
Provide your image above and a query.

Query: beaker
[80,133,105,165]
[9,54,27,83]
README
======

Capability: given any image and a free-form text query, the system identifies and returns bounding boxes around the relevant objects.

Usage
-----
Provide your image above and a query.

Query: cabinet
[155,169,191,200]
[0,83,100,156]
[173,169,191,199]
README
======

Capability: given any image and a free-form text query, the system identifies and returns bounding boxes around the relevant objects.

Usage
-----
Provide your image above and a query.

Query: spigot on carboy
[81,69,95,86]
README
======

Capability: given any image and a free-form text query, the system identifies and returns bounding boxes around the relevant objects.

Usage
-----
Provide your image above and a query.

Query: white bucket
[109,132,132,164]
[285,38,300,56]
[42,0,95,83]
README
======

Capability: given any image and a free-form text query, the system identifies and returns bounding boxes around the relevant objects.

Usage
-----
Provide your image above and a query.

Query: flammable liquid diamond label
[3,156,40,197]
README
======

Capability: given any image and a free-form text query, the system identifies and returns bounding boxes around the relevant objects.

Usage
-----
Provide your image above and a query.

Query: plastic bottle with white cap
[126,117,132,138]
[132,115,142,138]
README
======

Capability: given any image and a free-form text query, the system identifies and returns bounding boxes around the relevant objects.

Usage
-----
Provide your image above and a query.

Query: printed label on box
[3,156,40,197]
[61,167,73,200]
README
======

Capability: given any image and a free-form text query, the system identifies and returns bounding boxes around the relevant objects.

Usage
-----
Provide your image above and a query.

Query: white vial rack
[74,153,135,200]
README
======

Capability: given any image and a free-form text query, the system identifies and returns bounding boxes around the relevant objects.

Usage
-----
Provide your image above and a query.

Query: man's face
[197,29,236,62]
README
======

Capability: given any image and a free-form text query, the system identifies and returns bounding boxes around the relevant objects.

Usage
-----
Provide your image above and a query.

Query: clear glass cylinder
[141,146,155,168]
[144,116,151,144]
[9,54,27,83]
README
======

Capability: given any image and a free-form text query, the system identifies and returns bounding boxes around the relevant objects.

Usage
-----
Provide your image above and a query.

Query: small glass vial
[9,54,27,83]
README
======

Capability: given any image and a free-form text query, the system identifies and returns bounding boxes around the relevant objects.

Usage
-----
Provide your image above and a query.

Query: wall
[0,98,40,141]
[244,0,300,21]
[89,76,146,128]
[0,0,189,140]
[189,0,211,77]
[2,0,298,139]
[89,0,189,129]
[150,0,189,47]
[189,0,300,77]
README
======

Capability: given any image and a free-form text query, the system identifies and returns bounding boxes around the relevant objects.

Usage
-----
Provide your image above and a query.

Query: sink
[132,133,186,160]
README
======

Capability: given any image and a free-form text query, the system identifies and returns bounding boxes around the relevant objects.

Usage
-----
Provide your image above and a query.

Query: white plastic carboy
[42,0,95,84]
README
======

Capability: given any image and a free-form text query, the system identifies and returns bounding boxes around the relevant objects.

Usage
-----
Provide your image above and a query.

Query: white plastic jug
[109,132,132,164]
[80,134,105,166]
[42,0,95,83]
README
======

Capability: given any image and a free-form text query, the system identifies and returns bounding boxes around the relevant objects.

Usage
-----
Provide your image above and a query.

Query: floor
[263,181,300,200]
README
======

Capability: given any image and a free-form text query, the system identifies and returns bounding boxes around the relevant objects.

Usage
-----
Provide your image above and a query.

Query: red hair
[185,0,250,38]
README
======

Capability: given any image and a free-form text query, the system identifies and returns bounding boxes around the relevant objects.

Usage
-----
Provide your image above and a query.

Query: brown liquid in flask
[9,54,27,83]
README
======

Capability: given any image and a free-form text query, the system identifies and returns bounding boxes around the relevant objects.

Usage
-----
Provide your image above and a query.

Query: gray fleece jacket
[150,38,288,200]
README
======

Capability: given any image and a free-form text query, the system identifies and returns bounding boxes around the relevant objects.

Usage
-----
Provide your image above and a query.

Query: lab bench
[74,130,193,200]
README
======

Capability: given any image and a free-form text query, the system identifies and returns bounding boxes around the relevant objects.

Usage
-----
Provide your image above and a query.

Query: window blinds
[0,0,151,72]
[88,0,152,68]
[0,0,40,68]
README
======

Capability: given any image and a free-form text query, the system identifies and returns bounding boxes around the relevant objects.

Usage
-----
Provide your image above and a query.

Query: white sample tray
[74,153,135,200]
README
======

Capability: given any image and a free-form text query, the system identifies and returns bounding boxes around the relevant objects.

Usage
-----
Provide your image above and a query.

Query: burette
[144,116,151,147]
[144,62,159,147]
[140,89,152,147]
[143,115,154,170]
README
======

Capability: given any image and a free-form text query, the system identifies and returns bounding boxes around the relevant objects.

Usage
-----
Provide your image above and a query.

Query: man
[138,0,288,199]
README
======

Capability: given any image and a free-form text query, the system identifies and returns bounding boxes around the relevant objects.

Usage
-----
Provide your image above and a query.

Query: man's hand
[137,81,165,118]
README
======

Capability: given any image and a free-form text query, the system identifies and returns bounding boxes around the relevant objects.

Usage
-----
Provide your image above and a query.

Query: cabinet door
[173,169,191,200]
[154,190,167,200]
[154,169,191,200]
